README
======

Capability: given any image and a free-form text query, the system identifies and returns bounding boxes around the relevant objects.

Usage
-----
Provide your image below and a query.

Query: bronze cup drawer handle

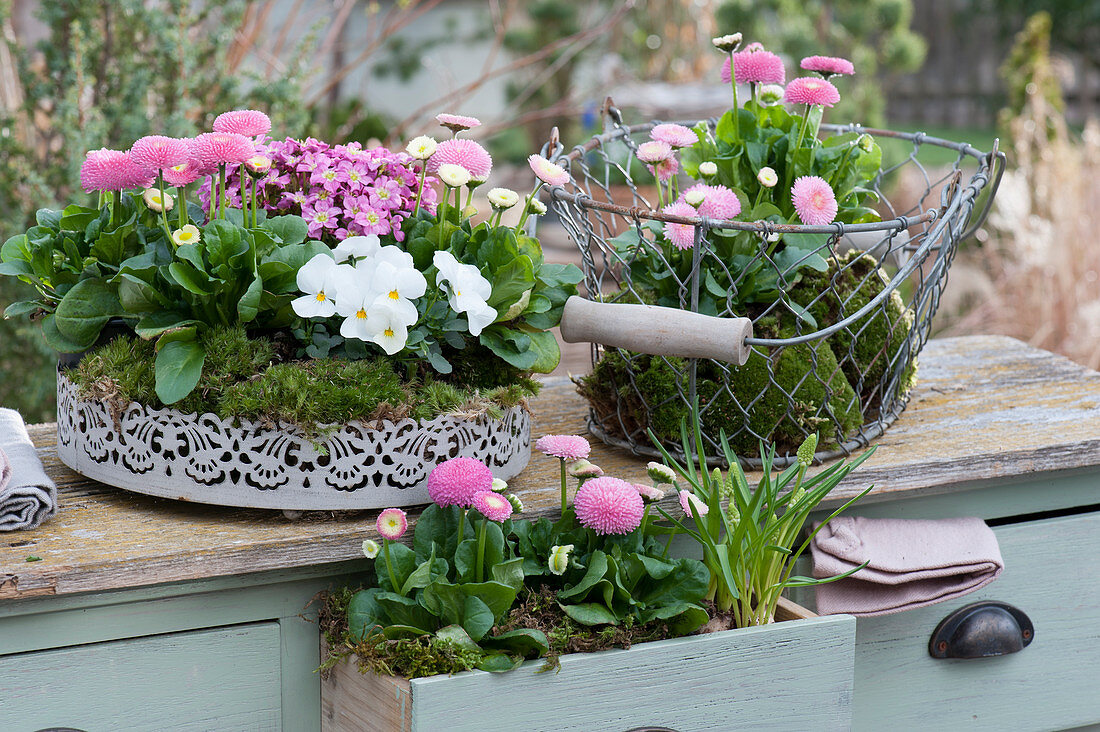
[929,601,1034,659]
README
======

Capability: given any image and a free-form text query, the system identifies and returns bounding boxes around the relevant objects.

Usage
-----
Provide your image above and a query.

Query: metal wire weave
[546,109,1005,466]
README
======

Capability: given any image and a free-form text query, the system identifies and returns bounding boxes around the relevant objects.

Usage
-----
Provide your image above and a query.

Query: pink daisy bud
[646,461,676,485]
[784,77,841,108]
[191,131,256,167]
[80,148,154,192]
[376,507,408,540]
[574,477,645,535]
[679,490,709,519]
[568,459,604,480]
[428,138,492,180]
[682,183,741,220]
[129,135,190,173]
[636,140,673,164]
[647,156,680,183]
[744,42,765,52]
[535,434,591,462]
[436,113,482,134]
[800,55,855,77]
[471,490,514,523]
[212,109,272,137]
[634,483,666,504]
[527,154,571,187]
[791,175,839,226]
[721,49,786,85]
[650,123,696,149]
[661,200,699,250]
[426,456,494,508]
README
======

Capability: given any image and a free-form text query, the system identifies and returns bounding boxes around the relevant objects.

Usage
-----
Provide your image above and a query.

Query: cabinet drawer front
[853,511,1100,731]
[0,622,282,732]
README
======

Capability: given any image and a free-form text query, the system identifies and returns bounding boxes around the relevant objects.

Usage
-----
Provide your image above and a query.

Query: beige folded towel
[812,516,1003,617]
[0,408,57,531]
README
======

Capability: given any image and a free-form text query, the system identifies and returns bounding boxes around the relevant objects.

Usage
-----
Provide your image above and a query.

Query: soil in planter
[577,251,914,456]
[69,325,539,439]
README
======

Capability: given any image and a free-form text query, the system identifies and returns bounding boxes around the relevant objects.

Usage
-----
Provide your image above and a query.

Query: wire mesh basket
[546,105,1005,466]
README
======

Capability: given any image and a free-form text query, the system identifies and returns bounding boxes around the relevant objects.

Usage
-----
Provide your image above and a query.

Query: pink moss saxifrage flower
[682,183,742,220]
[650,123,696,150]
[535,434,591,462]
[661,200,700,250]
[436,113,482,134]
[800,55,855,77]
[574,477,645,535]
[528,154,571,187]
[376,507,408,540]
[129,135,190,173]
[784,77,841,108]
[721,50,786,85]
[428,138,493,181]
[791,175,839,226]
[212,109,272,137]
[80,149,154,192]
[191,131,256,167]
[472,491,514,523]
[427,456,494,507]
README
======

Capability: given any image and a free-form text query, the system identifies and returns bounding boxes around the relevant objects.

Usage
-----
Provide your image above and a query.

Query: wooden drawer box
[852,510,1100,731]
[0,622,283,731]
[323,603,856,732]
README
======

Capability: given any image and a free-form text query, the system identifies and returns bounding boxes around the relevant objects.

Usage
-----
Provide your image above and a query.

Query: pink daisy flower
[471,491,513,523]
[634,483,666,504]
[436,113,482,134]
[428,138,493,180]
[129,136,190,173]
[535,434,591,462]
[661,200,699,250]
[650,123,696,149]
[528,155,571,187]
[800,55,855,77]
[721,50,786,85]
[683,183,741,220]
[191,132,256,167]
[574,477,645,535]
[636,140,672,164]
[647,156,680,183]
[679,490,709,519]
[376,507,408,540]
[162,140,207,187]
[784,77,841,108]
[427,456,493,508]
[212,109,272,137]
[791,175,839,226]
[80,149,154,192]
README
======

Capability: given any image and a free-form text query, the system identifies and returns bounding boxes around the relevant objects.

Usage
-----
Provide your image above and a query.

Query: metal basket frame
[545,105,1005,466]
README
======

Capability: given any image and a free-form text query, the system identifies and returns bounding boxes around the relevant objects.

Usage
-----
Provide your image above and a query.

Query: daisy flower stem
[516,182,544,231]
[786,106,812,190]
[178,188,188,228]
[218,165,228,220]
[456,507,466,547]
[157,173,173,242]
[383,540,400,595]
[728,51,740,143]
[110,191,120,228]
[559,459,568,515]
[414,164,428,216]
[97,191,105,210]
[475,519,487,583]
[252,180,260,228]
[239,167,248,222]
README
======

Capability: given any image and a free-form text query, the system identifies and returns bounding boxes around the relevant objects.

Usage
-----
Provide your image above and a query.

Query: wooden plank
[2,335,1099,600]
[852,511,1100,731]
[322,659,412,732]
[0,622,283,730]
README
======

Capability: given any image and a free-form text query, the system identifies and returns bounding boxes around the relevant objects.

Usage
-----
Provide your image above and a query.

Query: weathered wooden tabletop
[2,335,1099,601]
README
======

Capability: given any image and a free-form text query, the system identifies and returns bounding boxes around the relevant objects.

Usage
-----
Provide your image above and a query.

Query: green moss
[443,341,525,390]
[69,326,538,437]
[791,251,915,410]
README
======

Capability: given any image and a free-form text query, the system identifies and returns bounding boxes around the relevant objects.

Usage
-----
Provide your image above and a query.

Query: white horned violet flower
[291,253,342,318]
[433,250,496,336]
[548,544,574,576]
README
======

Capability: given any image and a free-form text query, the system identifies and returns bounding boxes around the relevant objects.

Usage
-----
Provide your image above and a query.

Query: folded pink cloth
[812,516,1003,617]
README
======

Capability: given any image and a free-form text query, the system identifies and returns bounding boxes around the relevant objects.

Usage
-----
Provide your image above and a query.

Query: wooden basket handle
[559,296,753,365]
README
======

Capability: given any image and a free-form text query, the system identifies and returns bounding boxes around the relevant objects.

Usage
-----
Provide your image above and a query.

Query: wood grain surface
[2,335,1099,601]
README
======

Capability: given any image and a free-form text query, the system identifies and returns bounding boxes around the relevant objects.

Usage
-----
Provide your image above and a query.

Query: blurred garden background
[1,0,1098,422]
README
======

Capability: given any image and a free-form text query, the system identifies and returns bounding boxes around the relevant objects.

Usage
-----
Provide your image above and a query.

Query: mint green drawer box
[0,622,282,731]
[323,603,856,732]
[852,511,1100,731]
